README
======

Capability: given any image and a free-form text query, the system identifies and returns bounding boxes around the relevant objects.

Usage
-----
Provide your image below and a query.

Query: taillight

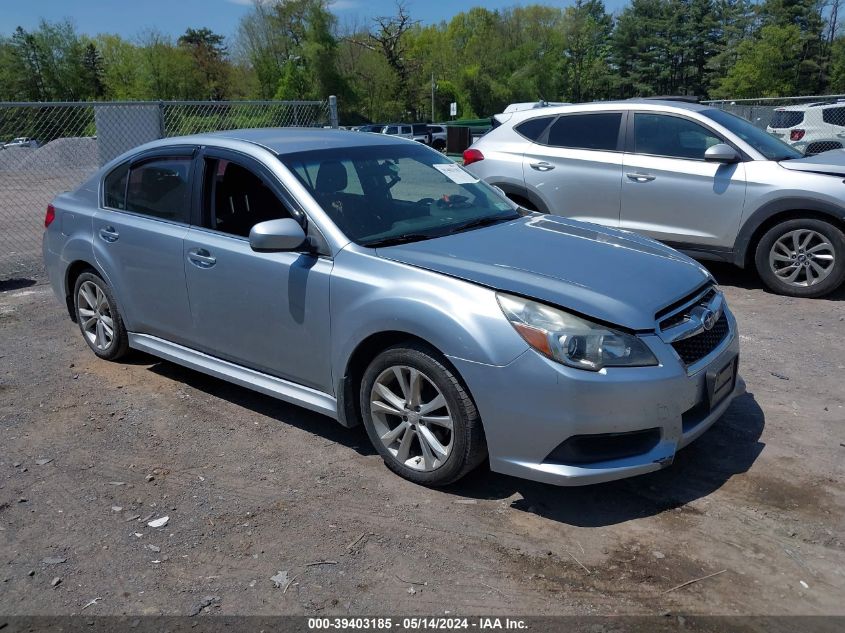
[790,129,805,141]
[44,204,56,228]
[463,148,484,166]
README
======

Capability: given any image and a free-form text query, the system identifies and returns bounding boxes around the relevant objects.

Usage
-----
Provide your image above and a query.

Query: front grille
[671,313,729,365]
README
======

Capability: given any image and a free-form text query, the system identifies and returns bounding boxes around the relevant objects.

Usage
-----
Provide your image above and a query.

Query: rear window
[515,116,554,142]
[125,157,192,223]
[546,113,622,151]
[770,110,804,128]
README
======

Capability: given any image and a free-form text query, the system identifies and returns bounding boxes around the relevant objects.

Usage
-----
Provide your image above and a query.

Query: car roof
[188,127,413,154]
[498,99,713,124]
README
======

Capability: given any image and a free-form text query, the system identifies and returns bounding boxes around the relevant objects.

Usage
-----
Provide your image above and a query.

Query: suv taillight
[790,129,805,141]
[44,204,56,228]
[463,148,484,166]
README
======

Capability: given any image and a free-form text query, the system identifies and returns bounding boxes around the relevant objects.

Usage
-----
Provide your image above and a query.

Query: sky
[0,0,628,41]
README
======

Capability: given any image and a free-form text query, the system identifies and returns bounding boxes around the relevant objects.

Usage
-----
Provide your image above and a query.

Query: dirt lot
[0,264,843,619]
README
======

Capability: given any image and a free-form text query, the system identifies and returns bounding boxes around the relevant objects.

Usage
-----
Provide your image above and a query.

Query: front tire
[360,343,486,486]
[73,272,129,360]
[754,218,845,298]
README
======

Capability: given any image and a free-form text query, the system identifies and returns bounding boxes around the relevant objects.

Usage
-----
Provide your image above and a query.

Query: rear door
[620,112,746,249]
[522,111,624,226]
[92,149,195,344]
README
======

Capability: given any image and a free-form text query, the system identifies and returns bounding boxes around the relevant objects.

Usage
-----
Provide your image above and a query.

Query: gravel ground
[0,264,843,618]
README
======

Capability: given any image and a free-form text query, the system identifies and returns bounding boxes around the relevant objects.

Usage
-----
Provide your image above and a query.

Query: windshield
[702,108,802,161]
[281,144,520,247]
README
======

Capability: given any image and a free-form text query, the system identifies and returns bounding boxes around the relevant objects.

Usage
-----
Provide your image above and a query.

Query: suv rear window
[822,107,845,126]
[515,116,554,142]
[770,110,804,128]
[546,113,622,151]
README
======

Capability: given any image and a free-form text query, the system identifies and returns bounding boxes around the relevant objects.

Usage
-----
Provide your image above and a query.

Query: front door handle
[626,172,656,182]
[187,248,217,268]
[530,161,555,171]
[98,226,119,242]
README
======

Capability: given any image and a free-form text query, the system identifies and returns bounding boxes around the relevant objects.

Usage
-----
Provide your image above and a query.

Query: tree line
[1,0,844,122]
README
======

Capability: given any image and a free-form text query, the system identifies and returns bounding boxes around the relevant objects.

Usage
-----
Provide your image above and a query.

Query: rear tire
[360,343,486,486]
[754,218,845,298]
[73,272,130,360]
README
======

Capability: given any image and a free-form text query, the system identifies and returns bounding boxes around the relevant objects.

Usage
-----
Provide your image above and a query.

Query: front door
[182,151,333,393]
[620,112,747,249]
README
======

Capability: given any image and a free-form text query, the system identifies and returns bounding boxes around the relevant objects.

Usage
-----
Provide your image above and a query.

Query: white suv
[767,102,845,155]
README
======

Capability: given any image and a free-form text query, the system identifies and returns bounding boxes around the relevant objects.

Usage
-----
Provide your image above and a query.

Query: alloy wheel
[369,365,454,472]
[768,229,835,288]
[77,280,115,351]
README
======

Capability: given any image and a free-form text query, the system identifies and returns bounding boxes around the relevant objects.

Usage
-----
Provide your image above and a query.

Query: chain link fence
[703,95,845,155]
[0,99,337,279]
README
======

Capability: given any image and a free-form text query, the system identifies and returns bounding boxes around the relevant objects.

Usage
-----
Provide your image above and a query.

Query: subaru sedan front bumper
[447,308,742,486]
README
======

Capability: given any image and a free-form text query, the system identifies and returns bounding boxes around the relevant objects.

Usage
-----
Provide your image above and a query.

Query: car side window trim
[527,111,626,152]
[99,146,199,227]
[625,111,748,162]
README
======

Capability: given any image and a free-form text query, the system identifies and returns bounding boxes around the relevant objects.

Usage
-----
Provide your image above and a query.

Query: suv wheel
[754,218,845,298]
[73,272,129,360]
[360,343,486,486]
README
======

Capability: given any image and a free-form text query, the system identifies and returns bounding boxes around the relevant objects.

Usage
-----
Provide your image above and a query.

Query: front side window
[202,158,292,238]
[103,162,129,209]
[634,113,722,160]
[546,113,622,151]
[281,144,519,246]
[125,157,192,222]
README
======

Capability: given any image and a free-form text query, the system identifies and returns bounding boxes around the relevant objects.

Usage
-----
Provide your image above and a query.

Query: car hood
[779,149,845,176]
[377,215,712,331]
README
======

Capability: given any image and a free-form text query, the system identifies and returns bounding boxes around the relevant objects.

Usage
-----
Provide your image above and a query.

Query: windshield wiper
[363,233,434,248]
[446,214,518,235]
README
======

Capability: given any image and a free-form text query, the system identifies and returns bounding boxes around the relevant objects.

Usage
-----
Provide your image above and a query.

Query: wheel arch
[734,199,845,268]
[336,331,475,430]
[493,182,547,213]
[64,260,100,321]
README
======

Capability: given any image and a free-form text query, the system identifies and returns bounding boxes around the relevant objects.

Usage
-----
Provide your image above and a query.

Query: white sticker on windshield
[433,163,479,184]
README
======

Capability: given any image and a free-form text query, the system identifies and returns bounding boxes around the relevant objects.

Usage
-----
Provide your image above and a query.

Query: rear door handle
[187,248,217,268]
[98,226,119,242]
[626,172,656,182]
[530,161,555,171]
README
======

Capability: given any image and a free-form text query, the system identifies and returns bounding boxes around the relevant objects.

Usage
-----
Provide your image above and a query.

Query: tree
[712,23,804,96]
[562,0,613,102]
[178,27,229,100]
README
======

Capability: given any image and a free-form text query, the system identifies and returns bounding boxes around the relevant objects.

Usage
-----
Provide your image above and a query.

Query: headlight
[497,293,658,371]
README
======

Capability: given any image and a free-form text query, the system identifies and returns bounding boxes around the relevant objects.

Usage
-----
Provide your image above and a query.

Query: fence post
[329,95,338,129]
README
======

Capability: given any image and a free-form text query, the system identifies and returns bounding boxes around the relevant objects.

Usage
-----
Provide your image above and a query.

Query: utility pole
[431,72,435,123]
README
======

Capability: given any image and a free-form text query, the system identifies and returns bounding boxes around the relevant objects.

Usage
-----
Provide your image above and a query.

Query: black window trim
[99,146,198,226]
[624,110,749,162]
[519,110,627,153]
[193,146,330,256]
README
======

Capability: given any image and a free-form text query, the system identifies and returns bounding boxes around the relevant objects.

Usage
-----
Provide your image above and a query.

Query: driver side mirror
[704,143,741,164]
[249,218,307,253]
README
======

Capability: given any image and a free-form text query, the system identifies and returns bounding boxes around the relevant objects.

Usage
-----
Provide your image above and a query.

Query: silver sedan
[43,129,742,486]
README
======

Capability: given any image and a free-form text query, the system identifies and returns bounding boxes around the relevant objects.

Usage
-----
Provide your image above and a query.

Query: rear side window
[515,116,554,141]
[822,107,845,126]
[125,157,192,223]
[103,162,129,209]
[547,113,622,151]
[770,110,804,128]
